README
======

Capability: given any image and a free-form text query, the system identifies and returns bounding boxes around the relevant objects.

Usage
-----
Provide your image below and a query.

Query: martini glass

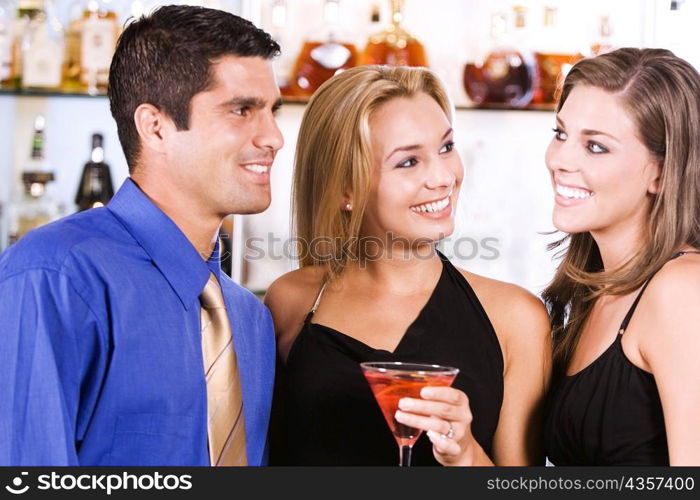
[360,361,459,466]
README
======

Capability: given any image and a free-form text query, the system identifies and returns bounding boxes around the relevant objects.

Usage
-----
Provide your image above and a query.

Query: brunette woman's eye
[439,141,455,154]
[587,141,609,154]
[552,127,567,141]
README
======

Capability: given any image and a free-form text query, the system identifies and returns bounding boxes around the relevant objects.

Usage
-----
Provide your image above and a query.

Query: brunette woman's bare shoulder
[264,266,327,359]
[642,252,700,311]
[637,251,700,347]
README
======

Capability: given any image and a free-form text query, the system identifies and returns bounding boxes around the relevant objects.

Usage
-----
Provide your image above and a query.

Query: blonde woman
[265,66,550,466]
[543,48,700,465]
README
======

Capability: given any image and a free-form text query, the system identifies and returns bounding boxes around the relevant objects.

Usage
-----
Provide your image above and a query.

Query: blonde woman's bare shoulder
[455,267,550,346]
[264,266,327,348]
[456,267,546,315]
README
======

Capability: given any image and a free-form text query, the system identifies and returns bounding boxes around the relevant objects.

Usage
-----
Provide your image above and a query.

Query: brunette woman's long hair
[543,48,700,377]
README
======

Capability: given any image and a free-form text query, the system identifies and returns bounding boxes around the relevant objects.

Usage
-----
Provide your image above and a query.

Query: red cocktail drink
[361,362,459,466]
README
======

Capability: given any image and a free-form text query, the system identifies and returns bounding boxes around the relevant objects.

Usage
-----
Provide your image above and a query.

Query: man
[0,5,283,466]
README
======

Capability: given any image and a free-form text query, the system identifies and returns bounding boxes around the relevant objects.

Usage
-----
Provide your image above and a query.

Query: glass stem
[399,444,412,467]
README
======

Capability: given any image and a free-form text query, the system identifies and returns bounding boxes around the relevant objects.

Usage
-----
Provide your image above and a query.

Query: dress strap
[618,250,700,334]
[618,279,653,335]
[310,281,329,314]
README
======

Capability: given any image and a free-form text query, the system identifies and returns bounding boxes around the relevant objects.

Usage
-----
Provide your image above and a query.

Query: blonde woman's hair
[543,48,700,376]
[292,65,453,278]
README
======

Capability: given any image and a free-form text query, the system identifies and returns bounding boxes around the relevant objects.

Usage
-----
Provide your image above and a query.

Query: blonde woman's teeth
[556,184,593,199]
[410,196,450,213]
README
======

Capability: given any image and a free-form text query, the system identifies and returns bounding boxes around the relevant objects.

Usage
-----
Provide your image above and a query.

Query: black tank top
[270,252,504,465]
[544,251,700,465]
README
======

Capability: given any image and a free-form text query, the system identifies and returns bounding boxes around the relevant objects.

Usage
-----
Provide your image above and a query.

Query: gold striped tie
[200,273,247,466]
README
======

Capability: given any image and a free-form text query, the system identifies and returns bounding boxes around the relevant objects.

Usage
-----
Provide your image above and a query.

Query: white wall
[2,0,698,294]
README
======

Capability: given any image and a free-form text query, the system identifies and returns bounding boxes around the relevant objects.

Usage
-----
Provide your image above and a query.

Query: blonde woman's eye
[397,157,418,168]
[440,141,455,154]
[587,141,608,154]
[552,127,567,141]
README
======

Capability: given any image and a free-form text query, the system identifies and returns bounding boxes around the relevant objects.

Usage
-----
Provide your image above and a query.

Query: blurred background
[1,0,698,296]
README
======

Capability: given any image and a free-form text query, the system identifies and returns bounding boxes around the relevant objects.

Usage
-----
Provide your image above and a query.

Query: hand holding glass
[360,362,459,466]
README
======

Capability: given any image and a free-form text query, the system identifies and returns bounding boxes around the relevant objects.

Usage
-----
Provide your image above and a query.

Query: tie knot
[200,275,226,310]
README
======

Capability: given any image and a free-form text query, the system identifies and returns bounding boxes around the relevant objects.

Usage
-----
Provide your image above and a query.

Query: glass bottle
[532,6,582,105]
[283,0,358,99]
[463,9,536,108]
[588,15,614,57]
[63,0,119,94]
[75,133,114,211]
[8,115,61,243]
[360,0,426,67]
[0,0,14,88]
[9,0,40,88]
[267,0,293,92]
[19,0,64,90]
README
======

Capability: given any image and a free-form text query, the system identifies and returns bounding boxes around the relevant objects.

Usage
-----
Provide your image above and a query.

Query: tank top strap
[618,279,654,335]
[310,281,329,314]
[618,250,700,334]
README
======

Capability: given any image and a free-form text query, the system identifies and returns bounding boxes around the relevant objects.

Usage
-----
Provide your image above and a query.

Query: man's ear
[134,103,175,155]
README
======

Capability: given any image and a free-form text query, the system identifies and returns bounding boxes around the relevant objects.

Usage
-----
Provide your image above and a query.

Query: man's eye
[233,107,249,116]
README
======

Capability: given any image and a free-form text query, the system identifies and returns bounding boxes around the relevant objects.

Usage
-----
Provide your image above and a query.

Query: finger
[397,398,465,421]
[427,430,461,456]
[420,386,468,406]
[395,410,457,439]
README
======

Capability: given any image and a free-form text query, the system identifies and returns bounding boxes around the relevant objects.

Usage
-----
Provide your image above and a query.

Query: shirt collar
[107,178,220,309]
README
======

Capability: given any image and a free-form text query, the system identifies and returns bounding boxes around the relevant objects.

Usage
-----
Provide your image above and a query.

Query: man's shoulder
[0,208,128,278]
[219,274,268,315]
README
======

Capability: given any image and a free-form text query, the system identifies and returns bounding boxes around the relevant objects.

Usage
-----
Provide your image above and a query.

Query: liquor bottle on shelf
[75,133,114,211]
[267,0,293,92]
[17,0,64,90]
[360,0,427,67]
[283,0,358,99]
[532,6,582,105]
[588,14,614,57]
[0,0,14,88]
[463,8,537,108]
[63,0,120,94]
[8,0,40,89]
[8,115,62,244]
[24,114,48,170]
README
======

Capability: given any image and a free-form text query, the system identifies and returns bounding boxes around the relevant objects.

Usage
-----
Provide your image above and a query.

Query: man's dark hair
[108,5,280,171]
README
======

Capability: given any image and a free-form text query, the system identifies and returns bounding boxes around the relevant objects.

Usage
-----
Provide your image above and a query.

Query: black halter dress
[544,251,700,465]
[270,252,504,465]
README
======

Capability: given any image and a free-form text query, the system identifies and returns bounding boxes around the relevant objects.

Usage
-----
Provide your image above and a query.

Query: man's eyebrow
[219,97,265,109]
[219,96,283,112]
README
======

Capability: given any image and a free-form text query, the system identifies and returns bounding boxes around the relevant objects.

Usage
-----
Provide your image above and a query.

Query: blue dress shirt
[0,178,275,466]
